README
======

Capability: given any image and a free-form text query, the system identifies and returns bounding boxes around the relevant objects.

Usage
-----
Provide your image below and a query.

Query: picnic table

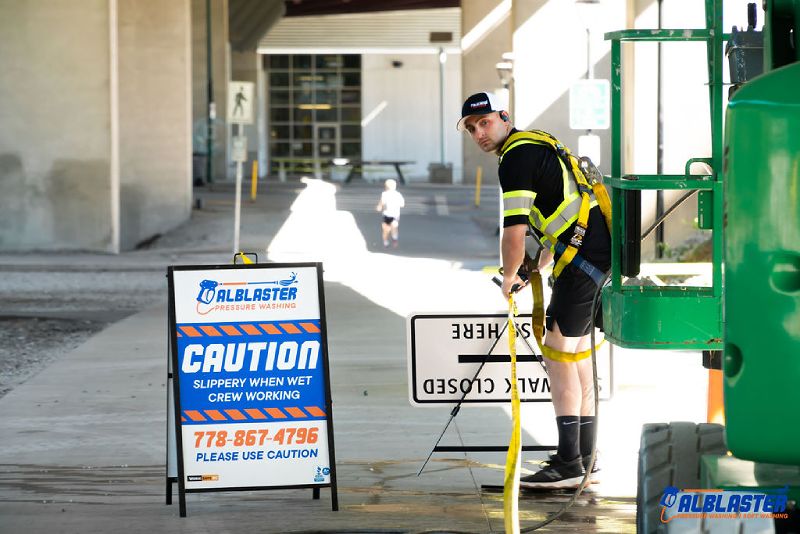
[340,160,414,184]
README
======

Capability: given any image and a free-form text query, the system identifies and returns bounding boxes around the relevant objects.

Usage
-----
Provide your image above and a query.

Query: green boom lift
[603,0,800,531]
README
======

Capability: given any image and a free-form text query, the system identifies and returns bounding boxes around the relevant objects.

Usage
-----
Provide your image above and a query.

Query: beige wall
[0,0,192,252]
[362,53,462,182]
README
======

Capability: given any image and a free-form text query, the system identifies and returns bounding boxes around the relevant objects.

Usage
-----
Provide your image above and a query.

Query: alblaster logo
[196,273,299,315]
[660,485,789,523]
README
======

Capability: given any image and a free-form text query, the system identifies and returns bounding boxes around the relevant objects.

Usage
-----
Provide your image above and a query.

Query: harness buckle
[569,225,586,248]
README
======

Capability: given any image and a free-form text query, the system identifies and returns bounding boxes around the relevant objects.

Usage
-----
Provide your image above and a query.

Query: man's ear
[499,111,509,122]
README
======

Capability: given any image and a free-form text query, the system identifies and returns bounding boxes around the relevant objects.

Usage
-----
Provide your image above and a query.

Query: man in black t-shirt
[458,92,610,489]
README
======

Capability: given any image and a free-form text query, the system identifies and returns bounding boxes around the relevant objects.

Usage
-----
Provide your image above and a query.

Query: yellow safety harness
[500,130,613,362]
[500,129,612,278]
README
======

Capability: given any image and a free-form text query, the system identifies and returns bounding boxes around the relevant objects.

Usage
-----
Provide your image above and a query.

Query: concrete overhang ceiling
[284,0,460,17]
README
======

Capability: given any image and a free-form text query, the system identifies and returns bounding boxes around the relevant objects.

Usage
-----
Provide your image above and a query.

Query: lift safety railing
[601,0,728,349]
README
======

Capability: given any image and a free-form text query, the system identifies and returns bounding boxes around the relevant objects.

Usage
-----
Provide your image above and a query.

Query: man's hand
[501,271,528,299]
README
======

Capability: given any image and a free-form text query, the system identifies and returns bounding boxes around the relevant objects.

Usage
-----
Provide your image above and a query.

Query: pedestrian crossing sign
[228,81,254,124]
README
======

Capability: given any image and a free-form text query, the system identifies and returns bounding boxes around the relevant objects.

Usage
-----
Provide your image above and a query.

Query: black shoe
[520,454,585,489]
[549,452,600,476]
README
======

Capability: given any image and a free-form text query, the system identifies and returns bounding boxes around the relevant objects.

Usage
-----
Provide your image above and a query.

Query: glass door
[314,123,340,159]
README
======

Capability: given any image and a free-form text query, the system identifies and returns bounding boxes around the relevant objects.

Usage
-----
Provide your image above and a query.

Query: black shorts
[545,262,609,337]
[382,216,396,225]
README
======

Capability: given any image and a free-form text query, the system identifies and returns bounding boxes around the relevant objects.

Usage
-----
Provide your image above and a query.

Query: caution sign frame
[407,313,613,406]
[166,262,338,517]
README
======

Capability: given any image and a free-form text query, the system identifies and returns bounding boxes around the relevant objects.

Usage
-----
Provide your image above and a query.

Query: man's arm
[501,224,528,298]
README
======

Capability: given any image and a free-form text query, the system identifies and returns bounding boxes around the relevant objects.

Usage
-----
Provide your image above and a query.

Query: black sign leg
[166,478,172,505]
[179,489,187,517]
[313,487,320,500]
[331,483,339,511]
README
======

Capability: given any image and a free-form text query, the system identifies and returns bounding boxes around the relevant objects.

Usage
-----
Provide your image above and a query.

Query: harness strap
[552,241,607,287]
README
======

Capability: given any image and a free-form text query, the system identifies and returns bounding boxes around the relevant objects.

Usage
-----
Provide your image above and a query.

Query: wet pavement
[0,178,710,533]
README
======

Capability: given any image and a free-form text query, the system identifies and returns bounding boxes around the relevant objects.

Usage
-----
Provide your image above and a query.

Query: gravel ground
[0,269,167,400]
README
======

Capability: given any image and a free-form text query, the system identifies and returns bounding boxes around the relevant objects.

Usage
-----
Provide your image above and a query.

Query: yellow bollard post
[474,165,483,207]
[250,160,258,202]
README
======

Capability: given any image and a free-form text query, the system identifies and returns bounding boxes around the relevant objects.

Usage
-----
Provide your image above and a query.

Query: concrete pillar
[118,0,192,250]
[0,0,192,252]
[0,0,114,251]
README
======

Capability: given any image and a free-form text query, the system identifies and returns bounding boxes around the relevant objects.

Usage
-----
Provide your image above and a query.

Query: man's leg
[520,321,587,488]
[543,321,582,461]
[575,334,602,475]
[390,221,400,244]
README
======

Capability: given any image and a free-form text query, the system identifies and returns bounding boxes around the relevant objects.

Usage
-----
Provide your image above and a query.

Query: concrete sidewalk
[0,179,709,533]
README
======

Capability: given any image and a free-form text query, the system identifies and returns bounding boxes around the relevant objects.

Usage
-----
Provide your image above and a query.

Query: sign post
[167,262,337,516]
[228,81,254,255]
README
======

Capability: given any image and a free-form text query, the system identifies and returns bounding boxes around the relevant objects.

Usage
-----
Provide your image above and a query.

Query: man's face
[463,112,508,153]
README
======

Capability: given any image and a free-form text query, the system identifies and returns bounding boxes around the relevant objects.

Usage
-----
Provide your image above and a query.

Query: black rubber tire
[636,422,726,534]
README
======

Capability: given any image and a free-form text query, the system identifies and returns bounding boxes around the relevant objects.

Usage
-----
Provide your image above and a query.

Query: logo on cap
[470,100,489,109]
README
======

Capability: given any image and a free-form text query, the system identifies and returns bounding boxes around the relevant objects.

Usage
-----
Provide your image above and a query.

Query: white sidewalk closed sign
[407,313,612,406]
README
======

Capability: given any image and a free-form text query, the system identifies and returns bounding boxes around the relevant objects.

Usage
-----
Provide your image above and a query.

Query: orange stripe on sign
[285,407,306,418]
[240,324,262,335]
[177,332,183,337]
[200,325,222,336]
[305,406,326,417]
[281,323,302,334]
[265,408,287,419]
[205,410,227,421]
[260,324,282,335]
[185,410,206,422]
[219,325,242,336]
[299,322,320,333]
[221,282,247,286]
[180,326,203,337]
[181,416,187,422]
[245,408,267,419]
[225,409,247,421]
